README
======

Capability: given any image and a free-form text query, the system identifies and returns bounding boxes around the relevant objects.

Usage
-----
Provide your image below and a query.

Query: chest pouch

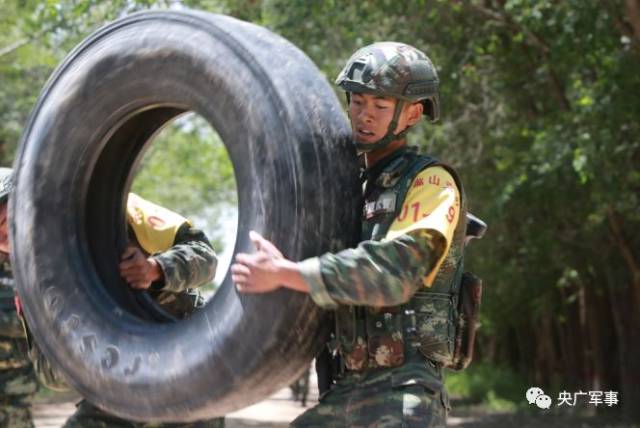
[334,306,368,371]
[365,306,405,369]
[406,291,456,365]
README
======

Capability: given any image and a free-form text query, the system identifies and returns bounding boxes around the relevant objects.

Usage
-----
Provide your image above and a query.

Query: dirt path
[33,375,319,427]
[33,387,309,428]
[33,393,475,428]
[33,374,634,428]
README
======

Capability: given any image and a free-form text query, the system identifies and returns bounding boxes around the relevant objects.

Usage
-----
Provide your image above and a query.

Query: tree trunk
[607,208,640,309]
[584,284,603,392]
[577,284,595,388]
[536,309,557,384]
[625,0,640,41]
[605,267,640,421]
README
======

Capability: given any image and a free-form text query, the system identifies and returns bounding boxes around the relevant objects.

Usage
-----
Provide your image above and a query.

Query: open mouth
[356,128,375,140]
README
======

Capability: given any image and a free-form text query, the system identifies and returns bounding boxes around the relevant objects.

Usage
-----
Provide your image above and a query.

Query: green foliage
[0,0,237,255]
[446,362,527,410]
[131,113,237,252]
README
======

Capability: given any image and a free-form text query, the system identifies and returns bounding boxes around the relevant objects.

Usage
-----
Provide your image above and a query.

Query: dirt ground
[33,388,307,428]
[33,397,635,428]
[32,373,636,428]
[33,374,319,428]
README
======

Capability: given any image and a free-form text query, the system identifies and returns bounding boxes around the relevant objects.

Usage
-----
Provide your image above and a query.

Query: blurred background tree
[2,0,639,421]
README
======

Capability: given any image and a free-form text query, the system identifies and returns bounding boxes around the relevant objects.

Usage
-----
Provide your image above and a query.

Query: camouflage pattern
[306,149,467,370]
[334,305,411,371]
[335,42,440,122]
[303,148,459,311]
[136,222,217,294]
[409,291,457,365]
[24,221,218,391]
[366,306,405,368]
[0,263,37,428]
[297,147,466,425]
[0,168,13,204]
[20,212,220,426]
[410,180,467,367]
[25,327,69,392]
[303,231,445,310]
[147,223,216,318]
[62,220,222,426]
[291,353,448,427]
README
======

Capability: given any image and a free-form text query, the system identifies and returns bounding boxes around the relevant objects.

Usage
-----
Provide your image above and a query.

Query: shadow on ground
[449,403,637,428]
[34,387,637,428]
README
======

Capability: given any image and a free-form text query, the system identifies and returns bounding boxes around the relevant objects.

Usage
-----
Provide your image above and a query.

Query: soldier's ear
[406,102,423,126]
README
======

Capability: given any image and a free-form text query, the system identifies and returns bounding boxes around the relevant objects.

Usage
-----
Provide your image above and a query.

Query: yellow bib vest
[126,193,191,254]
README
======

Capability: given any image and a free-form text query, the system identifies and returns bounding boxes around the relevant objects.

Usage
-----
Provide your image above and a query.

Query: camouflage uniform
[20,194,222,428]
[0,167,37,428]
[293,147,465,427]
[0,262,37,428]
[291,43,466,427]
[293,354,447,428]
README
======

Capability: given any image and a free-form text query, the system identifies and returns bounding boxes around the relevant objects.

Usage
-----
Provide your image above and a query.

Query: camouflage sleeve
[0,287,24,338]
[0,311,25,338]
[152,223,218,293]
[0,308,25,339]
[29,338,70,391]
[14,312,71,391]
[299,229,446,309]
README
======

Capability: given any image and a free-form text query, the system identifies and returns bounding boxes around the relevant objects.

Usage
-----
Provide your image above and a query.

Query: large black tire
[11,10,360,421]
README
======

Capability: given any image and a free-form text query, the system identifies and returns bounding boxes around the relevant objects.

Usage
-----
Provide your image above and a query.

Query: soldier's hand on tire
[119,245,163,290]
[231,251,284,293]
[249,231,283,259]
[232,231,309,294]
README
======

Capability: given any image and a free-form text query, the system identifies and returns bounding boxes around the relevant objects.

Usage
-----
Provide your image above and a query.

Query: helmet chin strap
[354,100,410,153]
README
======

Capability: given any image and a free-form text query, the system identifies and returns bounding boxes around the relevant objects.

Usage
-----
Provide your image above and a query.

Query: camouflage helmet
[0,168,13,204]
[336,42,440,153]
[335,42,440,122]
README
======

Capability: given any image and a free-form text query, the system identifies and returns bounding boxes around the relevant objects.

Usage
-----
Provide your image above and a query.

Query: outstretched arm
[232,229,446,309]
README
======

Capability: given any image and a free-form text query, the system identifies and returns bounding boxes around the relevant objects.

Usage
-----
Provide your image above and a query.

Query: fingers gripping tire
[11,11,360,421]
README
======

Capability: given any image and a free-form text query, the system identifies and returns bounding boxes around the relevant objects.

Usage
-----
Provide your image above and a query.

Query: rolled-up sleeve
[153,224,218,293]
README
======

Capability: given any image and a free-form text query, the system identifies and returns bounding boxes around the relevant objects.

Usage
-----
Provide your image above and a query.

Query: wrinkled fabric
[0,265,36,428]
[291,354,448,428]
[297,149,465,427]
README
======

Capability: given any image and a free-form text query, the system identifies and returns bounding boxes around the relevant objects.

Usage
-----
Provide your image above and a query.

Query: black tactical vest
[334,147,467,370]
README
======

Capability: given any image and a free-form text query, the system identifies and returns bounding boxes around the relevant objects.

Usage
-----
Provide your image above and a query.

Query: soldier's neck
[365,139,407,168]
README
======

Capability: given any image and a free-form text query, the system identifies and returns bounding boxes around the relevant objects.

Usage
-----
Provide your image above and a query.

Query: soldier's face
[349,93,397,144]
[0,202,8,255]
[349,93,422,145]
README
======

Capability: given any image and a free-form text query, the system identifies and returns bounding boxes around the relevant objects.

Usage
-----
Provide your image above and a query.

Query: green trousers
[0,359,38,428]
[291,356,448,427]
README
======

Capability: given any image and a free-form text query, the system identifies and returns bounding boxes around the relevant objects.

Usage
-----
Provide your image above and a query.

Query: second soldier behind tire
[0,166,224,428]
[62,193,224,427]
